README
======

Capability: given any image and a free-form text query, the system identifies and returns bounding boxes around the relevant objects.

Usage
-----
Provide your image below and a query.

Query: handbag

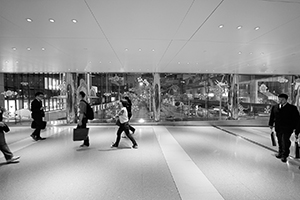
[270,131,276,146]
[1,122,10,132]
[116,119,121,126]
[31,121,47,129]
[295,140,299,158]
[73,128,89,141]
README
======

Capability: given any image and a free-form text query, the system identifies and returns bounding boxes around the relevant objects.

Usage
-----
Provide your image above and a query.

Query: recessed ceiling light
[254,26,260,30]
[237,25,242,30]
[238,51,242,54]
[249,52,253,55]
[72,19,77,23]
[12,47,17,51]
[138,48,142,51]
[219,24,224,28]
[152,49,155,52]
[26,18,32,22]
[125,48,128,51]
[49,18,55,23]
[27,47,31,51]
[41,48,45,51]
[178,62,180,64]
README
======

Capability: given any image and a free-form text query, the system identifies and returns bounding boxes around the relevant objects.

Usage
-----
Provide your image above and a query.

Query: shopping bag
[73,128,89,141]
[271,131,276,146]
[295,140,299,159]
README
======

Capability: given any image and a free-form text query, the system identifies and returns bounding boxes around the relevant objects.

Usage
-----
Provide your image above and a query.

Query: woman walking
[111,99,138,149]
[124,96,136,134]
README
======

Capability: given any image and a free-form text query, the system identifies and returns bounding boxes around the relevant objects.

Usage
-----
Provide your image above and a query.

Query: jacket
[31,99,45,119]
[268,103,300,133]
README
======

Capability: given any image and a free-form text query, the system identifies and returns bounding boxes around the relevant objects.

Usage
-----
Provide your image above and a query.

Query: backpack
[81,100,94,120]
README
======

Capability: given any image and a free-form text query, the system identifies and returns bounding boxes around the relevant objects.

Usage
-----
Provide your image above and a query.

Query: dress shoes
[281,157,287,163]
[275,154,282,159]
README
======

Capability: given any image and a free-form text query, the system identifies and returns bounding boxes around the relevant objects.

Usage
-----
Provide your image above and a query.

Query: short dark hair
[35,92,44,97]
[278,93,288,100]
[79,91,86,98]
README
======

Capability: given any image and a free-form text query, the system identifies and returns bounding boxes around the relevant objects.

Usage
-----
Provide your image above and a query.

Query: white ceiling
[1,0,300,75]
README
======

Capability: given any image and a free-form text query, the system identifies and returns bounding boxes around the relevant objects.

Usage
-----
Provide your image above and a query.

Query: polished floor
[1,124,300,200]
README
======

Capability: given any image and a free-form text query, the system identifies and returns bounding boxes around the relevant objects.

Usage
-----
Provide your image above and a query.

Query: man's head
[79,91,86,99]
[278,93,288,105]
[35,92,44,101]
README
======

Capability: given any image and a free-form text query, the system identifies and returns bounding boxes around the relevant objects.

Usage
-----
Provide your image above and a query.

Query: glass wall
[2,73,65,120]
[1,72,299,123]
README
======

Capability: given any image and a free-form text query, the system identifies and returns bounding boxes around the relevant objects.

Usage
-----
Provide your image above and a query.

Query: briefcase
[73,128,89,141]
[31,121,47,129]
[295,140,299,159]
[271,131,276,146]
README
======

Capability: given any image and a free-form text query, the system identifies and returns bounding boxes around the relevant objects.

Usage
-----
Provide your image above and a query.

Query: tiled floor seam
[153,126,225,200]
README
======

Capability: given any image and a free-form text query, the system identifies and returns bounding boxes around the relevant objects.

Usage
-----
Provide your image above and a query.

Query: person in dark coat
[77,91,89,148]
[0,106,20,163]
[269,93,300,162]
[30,92,46,141]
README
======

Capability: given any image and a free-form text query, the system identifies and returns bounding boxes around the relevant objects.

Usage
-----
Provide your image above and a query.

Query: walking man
[30,92,46,141]
[78,91,90,147]
[269,93,300,162]
[0,106,20,163]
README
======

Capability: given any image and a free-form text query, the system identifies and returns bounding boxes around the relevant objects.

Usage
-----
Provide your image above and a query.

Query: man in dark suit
[30,92,46,141]
[269,93,300,162]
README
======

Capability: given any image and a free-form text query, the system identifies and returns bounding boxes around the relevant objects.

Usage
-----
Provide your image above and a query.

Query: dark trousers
[77,118,89,146]
[32,118,43,138]
[276,130,292,158]
[0,131,13,160]
[114,122,137,147]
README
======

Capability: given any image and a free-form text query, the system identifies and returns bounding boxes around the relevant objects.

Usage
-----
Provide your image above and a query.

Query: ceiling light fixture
[26,18,32,22]
[219,24,224,28]
[27,47,31,51]
[254,26,260,30]
[237,25,242,30]
[72,19,77,23]
[41,48,45,51]
[49,18,55,23]
[138,48,142,51]
[12,47,17,51]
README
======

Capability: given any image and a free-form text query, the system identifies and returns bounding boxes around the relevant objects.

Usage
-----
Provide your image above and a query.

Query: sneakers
[79,144,89,148]
[37,137,46,140]
[30,134,38,141]
[111,143,118,148]
[132,144,138,149]
[7,156,20,163]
